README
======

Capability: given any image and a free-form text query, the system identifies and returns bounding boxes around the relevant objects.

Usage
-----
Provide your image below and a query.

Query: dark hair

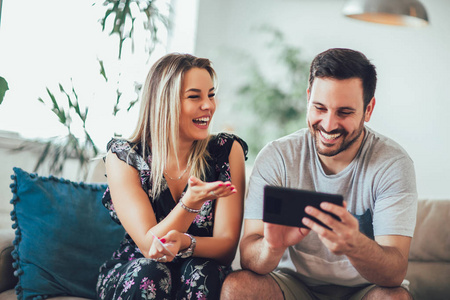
[308,48,377,109]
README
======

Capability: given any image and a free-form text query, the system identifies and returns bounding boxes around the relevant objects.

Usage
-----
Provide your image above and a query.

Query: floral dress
[96,133,248,300]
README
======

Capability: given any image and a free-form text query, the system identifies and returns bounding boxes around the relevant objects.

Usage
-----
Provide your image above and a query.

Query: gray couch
[1,199,449,300]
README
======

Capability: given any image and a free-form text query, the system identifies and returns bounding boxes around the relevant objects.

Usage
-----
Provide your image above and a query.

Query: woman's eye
[208,93,215,98]
[188,95,200,99]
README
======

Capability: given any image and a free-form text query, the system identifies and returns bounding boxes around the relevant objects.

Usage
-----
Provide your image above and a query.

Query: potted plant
[235,27,310,162]
[34,0,171,179]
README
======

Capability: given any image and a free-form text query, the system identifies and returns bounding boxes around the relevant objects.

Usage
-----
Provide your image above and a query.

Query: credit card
[149,231,175,257]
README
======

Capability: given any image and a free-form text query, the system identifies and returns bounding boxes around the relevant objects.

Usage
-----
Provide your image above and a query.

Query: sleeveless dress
[96,133,248,300]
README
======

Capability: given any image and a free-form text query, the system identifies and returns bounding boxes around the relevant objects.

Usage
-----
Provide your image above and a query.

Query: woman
[96,53,248,300]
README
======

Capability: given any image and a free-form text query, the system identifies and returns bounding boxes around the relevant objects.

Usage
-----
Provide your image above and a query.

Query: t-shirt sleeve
[372,156,418,237]
[244,142,286,220]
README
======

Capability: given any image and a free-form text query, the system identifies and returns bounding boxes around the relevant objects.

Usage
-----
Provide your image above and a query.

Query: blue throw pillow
[9,167,125,300]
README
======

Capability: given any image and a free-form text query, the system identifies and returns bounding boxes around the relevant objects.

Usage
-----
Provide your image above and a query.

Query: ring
[210,191,217,198]
[157,255,167,262]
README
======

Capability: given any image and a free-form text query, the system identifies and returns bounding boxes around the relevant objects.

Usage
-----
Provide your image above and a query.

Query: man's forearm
[347,235,409,286]
[240,235,286,275]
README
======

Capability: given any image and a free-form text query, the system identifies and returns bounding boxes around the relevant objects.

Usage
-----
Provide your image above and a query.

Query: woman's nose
[201,97,214,110]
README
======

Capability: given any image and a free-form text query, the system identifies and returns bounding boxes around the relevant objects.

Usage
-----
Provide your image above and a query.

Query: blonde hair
[129,53,217,198]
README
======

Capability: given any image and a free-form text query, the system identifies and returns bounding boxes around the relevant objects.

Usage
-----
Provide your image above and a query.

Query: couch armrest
[0,229,17,293]
[410,199,450,261]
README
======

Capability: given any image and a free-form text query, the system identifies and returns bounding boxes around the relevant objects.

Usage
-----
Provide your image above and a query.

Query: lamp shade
[342,0,429,27]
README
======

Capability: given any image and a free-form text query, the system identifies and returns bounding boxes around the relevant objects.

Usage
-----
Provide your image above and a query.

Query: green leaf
[46,87,60,111]
[0,76,9,105]
[42,87,68,127]
[33,141,53,173]
[84,129,99,156]
[113,89,122,116]
[98,59,108,82]
[99,0,171,59]
[127,98,139,112]
[60,83,74,108]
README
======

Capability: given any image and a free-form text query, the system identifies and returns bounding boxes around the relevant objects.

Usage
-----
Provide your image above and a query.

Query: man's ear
[364,97,376,122]
[307,88,311,104]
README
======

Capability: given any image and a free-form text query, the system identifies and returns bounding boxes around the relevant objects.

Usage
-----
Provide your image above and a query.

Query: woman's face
[179,67,216,143]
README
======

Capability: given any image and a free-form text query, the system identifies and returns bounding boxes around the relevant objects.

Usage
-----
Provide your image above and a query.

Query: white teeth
[193,117,210,122]
[321,131,341,140]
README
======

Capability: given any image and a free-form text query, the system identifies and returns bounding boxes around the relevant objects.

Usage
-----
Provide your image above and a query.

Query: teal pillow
[10,167,125,300]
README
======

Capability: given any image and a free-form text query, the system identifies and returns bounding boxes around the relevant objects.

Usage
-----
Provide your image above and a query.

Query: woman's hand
[182,176,237,208]
[148,230,183,263]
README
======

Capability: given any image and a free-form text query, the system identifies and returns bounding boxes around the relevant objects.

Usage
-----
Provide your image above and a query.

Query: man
[221,48,417,300]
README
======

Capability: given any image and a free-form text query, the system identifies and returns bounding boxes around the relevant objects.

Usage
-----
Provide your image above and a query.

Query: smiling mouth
[193,117,210,126]
[319,130,342,141]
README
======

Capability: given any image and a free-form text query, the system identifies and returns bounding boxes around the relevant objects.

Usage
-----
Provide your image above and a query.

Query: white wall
[194,0,450,199]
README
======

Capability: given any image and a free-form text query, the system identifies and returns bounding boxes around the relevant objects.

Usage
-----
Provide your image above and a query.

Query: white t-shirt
[244,126,417,286]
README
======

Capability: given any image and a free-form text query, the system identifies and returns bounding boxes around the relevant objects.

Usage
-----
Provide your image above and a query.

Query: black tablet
[263,186,344,229]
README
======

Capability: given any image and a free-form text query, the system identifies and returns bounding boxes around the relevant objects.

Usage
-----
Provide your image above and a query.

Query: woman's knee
[179,258,226,298]
[180,257,225,282]
[98,258,173,300]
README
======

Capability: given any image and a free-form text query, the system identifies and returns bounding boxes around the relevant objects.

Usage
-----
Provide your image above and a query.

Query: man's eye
[339,111,353,116]
[315,106,326,111]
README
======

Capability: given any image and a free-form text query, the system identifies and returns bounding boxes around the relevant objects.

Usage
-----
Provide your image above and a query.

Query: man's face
[307,77,374,158]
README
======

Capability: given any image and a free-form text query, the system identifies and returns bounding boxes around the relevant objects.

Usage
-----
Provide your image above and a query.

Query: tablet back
[263,186,343,229]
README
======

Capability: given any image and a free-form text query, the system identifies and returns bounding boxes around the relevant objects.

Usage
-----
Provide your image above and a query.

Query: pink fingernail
[160,238,166,243]
[218,183,224,186]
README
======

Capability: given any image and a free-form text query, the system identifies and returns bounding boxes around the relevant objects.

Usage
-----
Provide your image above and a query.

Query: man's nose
[321,113,338,132]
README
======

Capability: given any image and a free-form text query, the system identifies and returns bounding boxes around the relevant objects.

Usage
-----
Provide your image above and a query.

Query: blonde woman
[96,53,248,299]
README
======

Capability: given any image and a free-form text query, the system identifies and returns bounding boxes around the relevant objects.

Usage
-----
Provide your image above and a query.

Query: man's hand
[264,222,310,251]
[302,201,412,286]
[240,219,310,274]
[302,201,360,255]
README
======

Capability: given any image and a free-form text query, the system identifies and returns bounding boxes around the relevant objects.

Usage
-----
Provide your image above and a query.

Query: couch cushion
[409,199,450,261]
[0,289,16,300]
[0,229,16,293]
[10,167,125,300]
[406,261,450,300]
[0,289,91,300]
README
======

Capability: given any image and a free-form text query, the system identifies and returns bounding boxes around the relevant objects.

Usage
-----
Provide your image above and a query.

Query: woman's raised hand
[183,176,236,207]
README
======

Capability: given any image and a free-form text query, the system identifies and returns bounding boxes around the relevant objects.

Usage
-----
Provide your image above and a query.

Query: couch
[0,167,449,300]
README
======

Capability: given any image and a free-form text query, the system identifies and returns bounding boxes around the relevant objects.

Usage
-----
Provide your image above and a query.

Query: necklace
[164,165,190,181]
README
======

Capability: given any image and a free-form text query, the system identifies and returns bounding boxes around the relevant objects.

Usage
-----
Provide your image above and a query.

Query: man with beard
[221,48,417,300]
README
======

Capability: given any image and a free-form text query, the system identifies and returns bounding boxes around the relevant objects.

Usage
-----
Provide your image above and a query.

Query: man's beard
[309,118,365,157]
